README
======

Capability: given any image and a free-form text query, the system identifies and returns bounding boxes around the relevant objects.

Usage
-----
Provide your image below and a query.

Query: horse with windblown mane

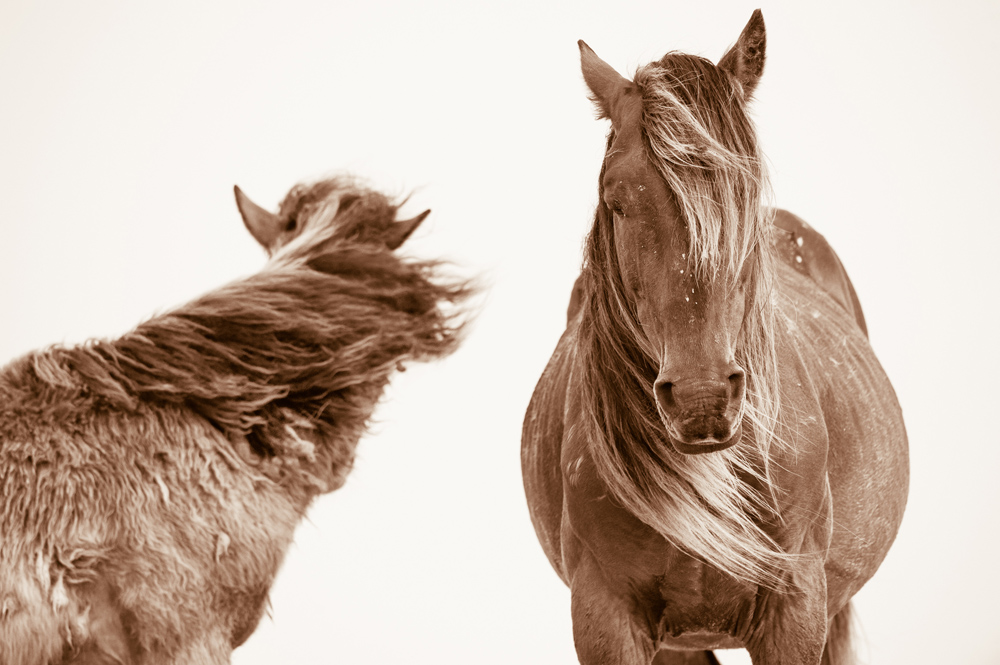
[522,11,908,665]
[0,176,471,664]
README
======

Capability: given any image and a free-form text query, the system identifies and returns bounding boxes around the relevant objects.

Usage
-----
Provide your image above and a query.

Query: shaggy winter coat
[0,177,470,664]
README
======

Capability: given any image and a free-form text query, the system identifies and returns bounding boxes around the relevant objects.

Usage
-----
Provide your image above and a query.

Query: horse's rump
[772,209,868,336]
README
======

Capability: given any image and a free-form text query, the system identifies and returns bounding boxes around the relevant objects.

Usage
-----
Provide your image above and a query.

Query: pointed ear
[385,209,430,250]
[234,185,282,250]
[718,9,767,99]
[579,40,632,123]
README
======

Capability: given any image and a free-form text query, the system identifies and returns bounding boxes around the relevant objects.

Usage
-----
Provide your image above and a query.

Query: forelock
[271,178,401,264]
[633,54,766,283]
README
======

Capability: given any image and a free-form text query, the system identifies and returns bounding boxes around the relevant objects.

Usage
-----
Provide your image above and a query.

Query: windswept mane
[579,55,794,589]
[272,176,407,258]
[18,179,471,494]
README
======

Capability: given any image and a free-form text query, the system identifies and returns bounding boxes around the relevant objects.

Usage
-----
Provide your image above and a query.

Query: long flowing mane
[16,179,471,495]
[579,54,797,589]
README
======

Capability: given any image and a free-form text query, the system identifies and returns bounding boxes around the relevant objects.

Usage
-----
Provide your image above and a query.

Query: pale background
[1,1,997,663]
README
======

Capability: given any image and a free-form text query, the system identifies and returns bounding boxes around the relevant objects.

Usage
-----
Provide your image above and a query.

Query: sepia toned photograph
[1,1,996,664]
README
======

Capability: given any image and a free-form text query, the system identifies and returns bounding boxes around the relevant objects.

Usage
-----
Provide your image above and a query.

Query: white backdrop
[2,1,998,663]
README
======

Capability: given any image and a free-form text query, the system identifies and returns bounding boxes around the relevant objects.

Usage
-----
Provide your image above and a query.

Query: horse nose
[654,367,745,444]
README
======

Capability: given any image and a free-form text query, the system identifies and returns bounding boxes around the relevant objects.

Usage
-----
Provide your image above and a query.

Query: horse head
[234,180,429,256]
[580,10,775,456]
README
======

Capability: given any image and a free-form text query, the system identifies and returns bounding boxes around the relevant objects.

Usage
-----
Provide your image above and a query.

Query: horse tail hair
[822,602,855,665]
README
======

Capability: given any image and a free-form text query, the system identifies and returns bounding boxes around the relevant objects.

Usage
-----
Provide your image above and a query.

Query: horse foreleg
[569,552,656,665]
[820,603,854,665]
[743,563,828,665]
[570,589,656,665]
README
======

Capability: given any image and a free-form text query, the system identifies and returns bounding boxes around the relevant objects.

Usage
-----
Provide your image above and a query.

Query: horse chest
[562,450,755,646]
[566,506,754,650]
[561,439,666,577]
[653,557,753,648]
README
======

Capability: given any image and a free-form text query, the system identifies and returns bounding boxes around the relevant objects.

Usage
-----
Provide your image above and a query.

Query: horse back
[772,209,868,337]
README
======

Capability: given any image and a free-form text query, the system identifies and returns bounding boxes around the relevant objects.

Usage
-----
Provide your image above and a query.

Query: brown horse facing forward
[0,177,471,664]
[522,12,908,665]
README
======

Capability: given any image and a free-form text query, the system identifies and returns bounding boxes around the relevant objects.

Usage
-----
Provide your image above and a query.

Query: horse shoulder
[521,313,583,583]
[771,209,868,337]
[523,305,666,586]
[566,274,585,323]
[0,373,301,661]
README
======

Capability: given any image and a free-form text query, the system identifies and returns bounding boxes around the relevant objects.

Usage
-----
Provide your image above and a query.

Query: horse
[0,176,471,664]
[521,11,908,665]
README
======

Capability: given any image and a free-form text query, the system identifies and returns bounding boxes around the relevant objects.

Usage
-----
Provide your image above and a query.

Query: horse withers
[521,11,907,665]
[0,176,471,664]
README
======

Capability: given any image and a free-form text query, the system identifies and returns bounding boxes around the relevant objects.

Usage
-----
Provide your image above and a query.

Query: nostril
[655,381,676,413]
[728,371,746,400]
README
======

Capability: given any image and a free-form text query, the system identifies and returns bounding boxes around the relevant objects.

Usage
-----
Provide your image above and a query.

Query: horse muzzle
[654,374,745,455]
[665,420,743,454]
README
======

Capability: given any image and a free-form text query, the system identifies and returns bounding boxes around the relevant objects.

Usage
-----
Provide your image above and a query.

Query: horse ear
[234,185,282,250]
[579,40,631,123]
[718,9,767,99]
[385,209,430,250]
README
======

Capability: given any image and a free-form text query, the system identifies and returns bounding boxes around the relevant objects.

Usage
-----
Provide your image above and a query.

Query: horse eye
[285,218,298,232]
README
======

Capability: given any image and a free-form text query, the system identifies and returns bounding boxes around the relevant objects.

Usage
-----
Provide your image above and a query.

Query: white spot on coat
[796,236,804,247]
[154,473,171,505]
[283,425,317,462]
[215,532,231,562]
[50,572,69,611]
[35,552,49,593]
